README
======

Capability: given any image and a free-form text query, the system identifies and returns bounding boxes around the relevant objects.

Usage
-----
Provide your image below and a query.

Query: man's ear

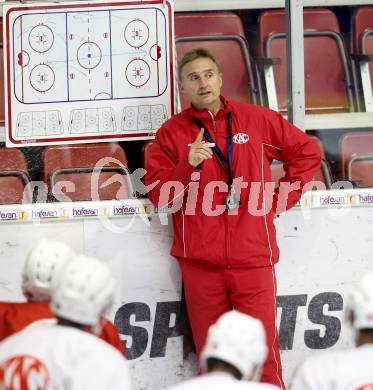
[179,81,185,94]
[219,73,223,88]
[178,78,184,92]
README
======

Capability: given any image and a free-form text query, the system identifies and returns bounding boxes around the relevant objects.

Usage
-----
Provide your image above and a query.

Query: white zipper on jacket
[208,111,217,132]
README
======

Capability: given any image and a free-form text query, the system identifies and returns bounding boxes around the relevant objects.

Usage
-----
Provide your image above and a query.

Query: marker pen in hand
[188,142,215,147]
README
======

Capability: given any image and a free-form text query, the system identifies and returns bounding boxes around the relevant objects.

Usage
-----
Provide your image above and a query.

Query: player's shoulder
[303,348,356,364]
[0,318,53,349]
[298,352,331,371]
[24,322,124,361]
[296,348,358,377]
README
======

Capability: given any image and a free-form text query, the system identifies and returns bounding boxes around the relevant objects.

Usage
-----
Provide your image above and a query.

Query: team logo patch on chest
[233,133,249,144]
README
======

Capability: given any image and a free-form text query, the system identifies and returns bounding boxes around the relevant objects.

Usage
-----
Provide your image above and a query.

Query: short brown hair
[178,48,220,80]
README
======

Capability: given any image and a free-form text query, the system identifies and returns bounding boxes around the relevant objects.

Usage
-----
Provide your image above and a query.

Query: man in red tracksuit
[0,239,125,356]
[145,48,321,389]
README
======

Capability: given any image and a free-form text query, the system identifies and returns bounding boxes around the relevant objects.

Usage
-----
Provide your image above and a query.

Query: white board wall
[1,206,373,388]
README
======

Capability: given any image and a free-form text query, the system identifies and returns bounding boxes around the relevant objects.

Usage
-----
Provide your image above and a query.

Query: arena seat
[340,131,373,187]
[141,140,155,170]
[175,12,257,110]
[258,8,354,114]
[175,12,246,37]
[352,7,373,111]
[271,135,332,189]
[43,143,133,202]
[0,147,32,204]
[348,158,373,187]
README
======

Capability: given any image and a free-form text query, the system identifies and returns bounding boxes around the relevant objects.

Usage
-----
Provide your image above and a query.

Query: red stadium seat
[352,7,373,54]
[141,140,155,170]
[352,7,373,111]
[0,147,32,204]
[340,131,373,187]
[43,143,132,202]
[348,158,373,187]
[175,12,257,110]
[175,12,245,37]
[258,8,354,114]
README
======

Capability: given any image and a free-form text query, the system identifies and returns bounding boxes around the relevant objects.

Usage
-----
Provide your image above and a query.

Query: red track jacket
[146,97,321,267]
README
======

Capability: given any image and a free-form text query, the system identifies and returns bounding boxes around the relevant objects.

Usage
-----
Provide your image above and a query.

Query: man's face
[180,57,222,111]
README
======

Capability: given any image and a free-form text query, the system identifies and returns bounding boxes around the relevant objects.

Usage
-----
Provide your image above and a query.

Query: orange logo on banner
[0,355,50,390]
[356,385,373,390]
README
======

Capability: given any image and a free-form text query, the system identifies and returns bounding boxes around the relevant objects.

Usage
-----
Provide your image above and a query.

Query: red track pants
[178,257,285,389]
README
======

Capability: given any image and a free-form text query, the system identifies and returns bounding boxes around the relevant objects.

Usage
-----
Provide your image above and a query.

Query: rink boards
[0,195,372,388]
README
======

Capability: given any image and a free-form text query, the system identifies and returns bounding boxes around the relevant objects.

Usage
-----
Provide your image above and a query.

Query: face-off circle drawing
[126,108,136,118]
[74,111,83,121]
[73,123,81,131]
[21,113,32,124]
[29,64,55,93]
[153,116,164,127]
[140,112,150,122]
[124,19,149,48]
[153,106,163,117]
[18,50,30,67]
[34,119,44,128]
[125,59,150,87]
[94,92,111,100]
[77,41,102,70]
[28,24,54,53]
[124,107,137,128]
[87,115,98,125]
[150,44,161,61]
[48,112,58,122]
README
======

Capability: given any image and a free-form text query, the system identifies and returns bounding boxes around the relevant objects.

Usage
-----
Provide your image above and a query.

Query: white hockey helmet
[347,272,373,330]
[51,255,116,327]
[200,310,268,380]
[22,239,75,301]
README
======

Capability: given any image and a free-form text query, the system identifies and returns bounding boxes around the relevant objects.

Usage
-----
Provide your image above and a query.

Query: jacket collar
[189,95,233,122]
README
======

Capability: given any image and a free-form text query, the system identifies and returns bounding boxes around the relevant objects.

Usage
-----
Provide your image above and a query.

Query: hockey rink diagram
[12,8,168,104]
[5,1,173,145]
[121,104,167,132]
[69,107,116,133]
[16,110,63,137]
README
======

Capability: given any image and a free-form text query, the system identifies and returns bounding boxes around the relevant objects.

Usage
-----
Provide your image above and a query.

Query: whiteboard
[3,0,174,146]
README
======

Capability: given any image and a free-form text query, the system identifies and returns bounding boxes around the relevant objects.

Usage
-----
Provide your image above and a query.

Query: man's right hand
[188,128,213,168]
